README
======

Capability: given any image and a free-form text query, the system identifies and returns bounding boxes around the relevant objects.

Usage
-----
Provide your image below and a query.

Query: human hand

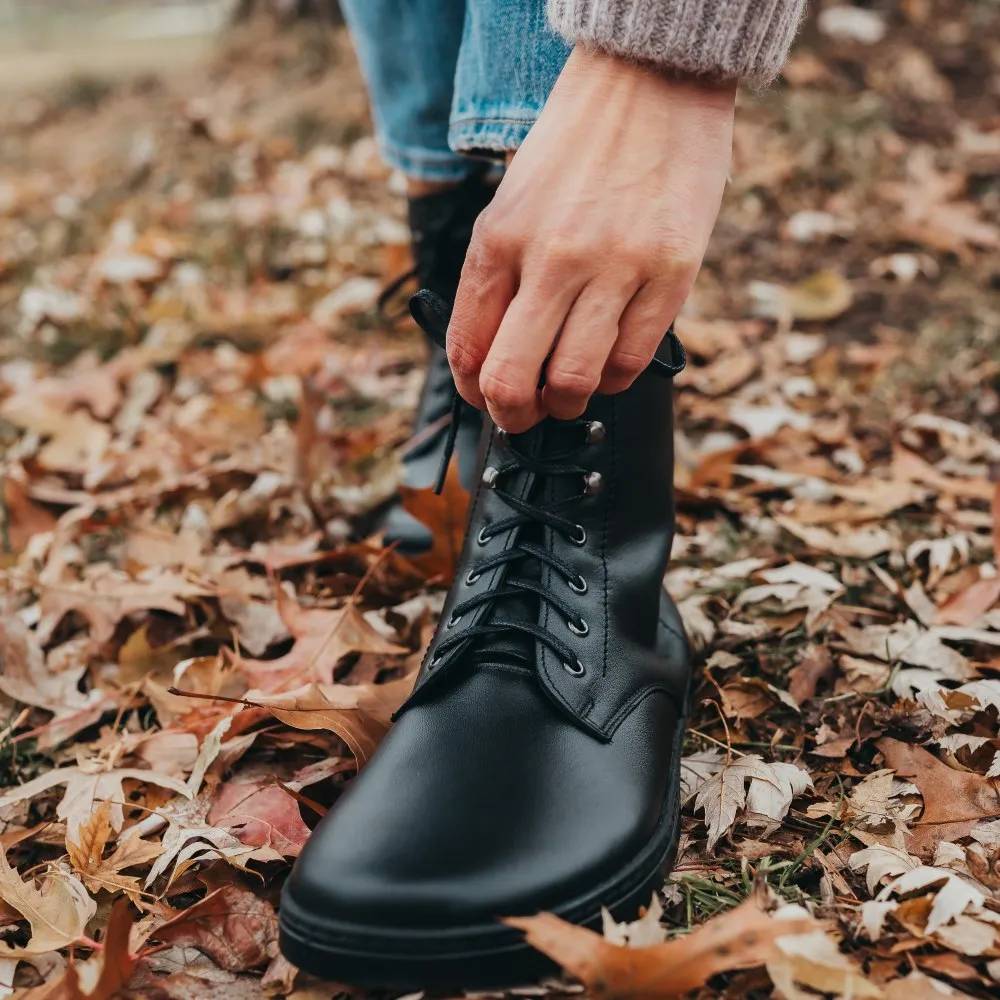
[447,45,736,432]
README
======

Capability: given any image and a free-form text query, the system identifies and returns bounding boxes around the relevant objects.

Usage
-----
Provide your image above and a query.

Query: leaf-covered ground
[1,2,1000,997]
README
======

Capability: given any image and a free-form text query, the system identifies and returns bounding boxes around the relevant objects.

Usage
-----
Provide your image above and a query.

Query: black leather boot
[281,294,692,990]
[379,173,492,554]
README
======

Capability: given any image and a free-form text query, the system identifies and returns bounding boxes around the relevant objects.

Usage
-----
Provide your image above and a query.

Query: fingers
[597,275,692,396]
[541,279,639,420]
[447,211,517,410]
[479,276,579,432]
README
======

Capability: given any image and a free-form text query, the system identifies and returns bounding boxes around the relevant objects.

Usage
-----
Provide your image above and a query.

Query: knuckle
[604,348,651,381]
[471,210,515,259]
[480,365,533,410]
[447,340,482,380]
[540,237,588,271]
[546,364,598,399]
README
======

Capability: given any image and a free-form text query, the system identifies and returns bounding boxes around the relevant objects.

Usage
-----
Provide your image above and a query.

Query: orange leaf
[935,576,1000,626]
[505,899,815,1000]
[398,458,471,581]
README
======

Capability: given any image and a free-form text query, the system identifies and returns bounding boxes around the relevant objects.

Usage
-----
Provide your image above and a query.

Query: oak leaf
[66,803,162,900]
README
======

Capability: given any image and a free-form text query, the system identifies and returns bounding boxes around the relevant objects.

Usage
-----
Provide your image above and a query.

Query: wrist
[561,44,737,115]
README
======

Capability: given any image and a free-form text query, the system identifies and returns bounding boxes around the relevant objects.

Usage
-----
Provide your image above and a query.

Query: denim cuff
[378,135,480,183]
[449,107,544,157]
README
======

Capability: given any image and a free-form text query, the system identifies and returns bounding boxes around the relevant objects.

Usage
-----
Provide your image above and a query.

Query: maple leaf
[66,802,162,901]
[0,851,95,958]
[238,588,406,693]
[507,898,816,1000]
[397,458,471,581]
[878,738,1000,854]
[681,752,812,849]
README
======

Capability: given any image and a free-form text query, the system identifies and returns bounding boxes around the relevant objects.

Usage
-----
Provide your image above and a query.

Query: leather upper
[401,359,687,739]
[289,350,693,931]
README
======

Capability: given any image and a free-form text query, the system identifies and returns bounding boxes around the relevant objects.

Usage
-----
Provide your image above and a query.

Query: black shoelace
[409,289,686,676]
[430,418,607,675]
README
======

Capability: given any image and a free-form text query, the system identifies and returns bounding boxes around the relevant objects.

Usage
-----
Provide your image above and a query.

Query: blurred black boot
[379,170,493,554]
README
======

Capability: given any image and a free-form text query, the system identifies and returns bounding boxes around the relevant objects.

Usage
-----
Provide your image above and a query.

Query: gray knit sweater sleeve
[547,1,808,84]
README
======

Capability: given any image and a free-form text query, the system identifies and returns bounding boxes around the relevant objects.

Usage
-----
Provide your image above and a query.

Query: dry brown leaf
[151,886,278,972]
[206,779,311,858]
[246,671,416,763]
[506,899,816,999]
[0,611,112,747]
[239,589,406,693]
[0,851,95,958]
[66,802,162,900]
[0,474,57,555]
[398,458,471,581]
[0,760,191,838]
[936,576,1000,626]
[878,738,1000,854]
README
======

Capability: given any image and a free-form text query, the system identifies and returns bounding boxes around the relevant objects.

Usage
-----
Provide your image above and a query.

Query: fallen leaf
[0,760,191,838]
[151,886,278,972]
[0,852,95,958]
[506,898,816,1000]
[398,459,471,581]
[206,779,311,858]
[878,739,1000,853]
[239,589,406,693]
[246,671,416,763]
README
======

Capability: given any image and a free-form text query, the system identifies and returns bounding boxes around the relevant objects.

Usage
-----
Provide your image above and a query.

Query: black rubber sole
[278,723,685,991]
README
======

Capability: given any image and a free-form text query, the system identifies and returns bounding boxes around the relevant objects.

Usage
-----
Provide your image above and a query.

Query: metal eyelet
[446,613,462,628]
[585,420,605,443]
[496,429,509,446]
[568,574,588,595]
[428,653,442,670]
[583,472,604,495]
[569,524,587,545]
[466,569,481,585]
[482,466,499,488]
[563,658,586,677]
[567,617,589,637]
[476,526,491,546]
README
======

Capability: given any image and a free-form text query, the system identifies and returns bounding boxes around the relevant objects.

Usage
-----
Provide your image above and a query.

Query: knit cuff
[547,0,808,85]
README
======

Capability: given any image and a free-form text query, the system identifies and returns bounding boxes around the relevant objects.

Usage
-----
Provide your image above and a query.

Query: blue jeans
[339,0,572,181]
